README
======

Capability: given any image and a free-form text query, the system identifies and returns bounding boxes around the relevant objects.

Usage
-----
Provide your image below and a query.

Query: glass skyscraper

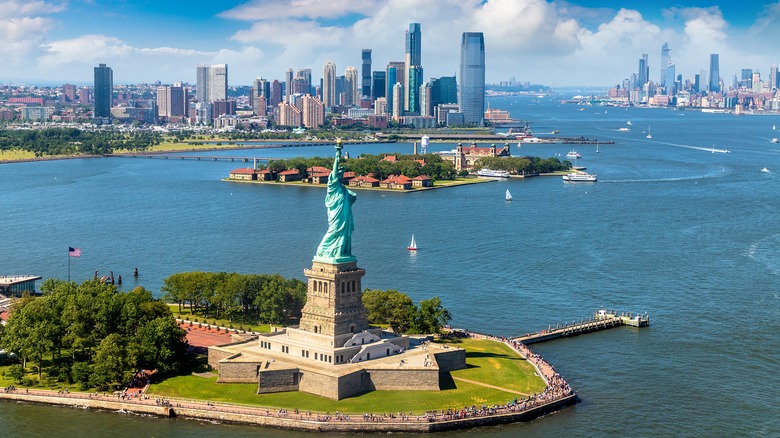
[405,23,421,112]
[361,49,372,99]
[459,32,485,126]
[709,54,720,93]
[93,63,113,123]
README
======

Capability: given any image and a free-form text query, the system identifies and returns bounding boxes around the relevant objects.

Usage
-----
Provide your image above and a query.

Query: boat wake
[744,233,780,276]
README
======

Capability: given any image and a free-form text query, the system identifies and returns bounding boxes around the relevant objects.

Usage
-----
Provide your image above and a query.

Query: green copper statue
[315,140,357,263]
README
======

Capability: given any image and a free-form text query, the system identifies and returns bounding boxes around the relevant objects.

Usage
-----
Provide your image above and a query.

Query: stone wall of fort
[366,368,440,391]
[216,357,261,383]
[258,368,300,393]
[433,348,467,372]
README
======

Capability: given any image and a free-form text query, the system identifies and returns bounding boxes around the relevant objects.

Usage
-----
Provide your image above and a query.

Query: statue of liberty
[315,140,357,263]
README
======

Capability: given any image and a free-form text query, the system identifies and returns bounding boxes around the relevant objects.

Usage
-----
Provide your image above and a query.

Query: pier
[513,309,649,345]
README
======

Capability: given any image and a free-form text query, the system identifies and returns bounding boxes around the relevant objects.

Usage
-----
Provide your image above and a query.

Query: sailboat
[505,189,513,201]
[646,126,653,139]
[407,234,417,251]
[596,140,600,154]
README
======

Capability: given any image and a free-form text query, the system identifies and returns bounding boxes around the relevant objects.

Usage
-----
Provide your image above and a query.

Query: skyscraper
[371,71,386,101]
[196,64,228,104]
[284,68,294,102]
[93,63,113,123]
[770,65,779,90]
[709,54,720,93]
[459,32,485,126]
[386,61,404,116]
[392,82,404,122]
[431,76,457,107]
[345,66,359,107]
[361,49,372,99]
[323,61,337,108]
[660,43,671,87]
[407,65,423,114]
[637,54,649,89]
[405,23,422,112]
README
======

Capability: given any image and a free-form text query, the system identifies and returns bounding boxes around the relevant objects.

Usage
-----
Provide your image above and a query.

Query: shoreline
[0,336,577,433]
[222,177,493,192]
[0,390,575,432]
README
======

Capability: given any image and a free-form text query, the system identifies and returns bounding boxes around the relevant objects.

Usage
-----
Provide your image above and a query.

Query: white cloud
[220,0,383,20]
[0,0,65,17]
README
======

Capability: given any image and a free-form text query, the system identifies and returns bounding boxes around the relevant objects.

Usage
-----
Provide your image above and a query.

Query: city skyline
[2,1,780,87]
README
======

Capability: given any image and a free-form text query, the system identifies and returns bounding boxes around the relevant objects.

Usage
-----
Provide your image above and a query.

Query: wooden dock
[513,309,649,345]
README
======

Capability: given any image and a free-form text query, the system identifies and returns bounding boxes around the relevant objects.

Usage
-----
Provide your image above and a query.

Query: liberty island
[209,141,468,401]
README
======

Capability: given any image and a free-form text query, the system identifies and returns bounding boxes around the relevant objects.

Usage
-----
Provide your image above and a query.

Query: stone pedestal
[300,260,369,347]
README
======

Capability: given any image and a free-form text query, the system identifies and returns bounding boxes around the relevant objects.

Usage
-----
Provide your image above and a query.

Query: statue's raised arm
[314,140,357,264]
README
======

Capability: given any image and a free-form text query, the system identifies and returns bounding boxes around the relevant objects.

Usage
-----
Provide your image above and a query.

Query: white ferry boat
[562,171,597,182]
[477,169,510,178]
[566,150,581,159]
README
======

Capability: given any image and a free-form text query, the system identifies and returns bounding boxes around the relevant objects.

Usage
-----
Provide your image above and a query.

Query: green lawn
[446,338,546,394]
[0,149,39,161]
[147,338,546,414]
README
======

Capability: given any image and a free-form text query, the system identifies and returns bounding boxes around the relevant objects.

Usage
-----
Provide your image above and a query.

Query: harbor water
[1,96,778,437]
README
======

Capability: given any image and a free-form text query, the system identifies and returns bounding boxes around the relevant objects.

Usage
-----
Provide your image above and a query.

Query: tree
[132,317,188,375]
[414,296,452,335]
[91,333,128,389]
[7,364,25,383]
[362,289,416,332]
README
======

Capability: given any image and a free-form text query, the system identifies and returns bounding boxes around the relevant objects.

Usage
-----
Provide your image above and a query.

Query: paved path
[451,377,530,396]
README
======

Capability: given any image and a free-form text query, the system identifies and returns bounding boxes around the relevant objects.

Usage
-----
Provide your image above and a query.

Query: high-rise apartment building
[196,64,228,104]
[93,63,113,123]
[270,80,283,107]
[709,54,720,93]
[420,81,432,117]
[345,66,359,107]
[407,65,423,114]
[392,82,404,122]
[285,68,294,102]
[323,61,337,108]
[361,49,372,99]
[62,84,76,102]
[405,23,422,112]
[458,32,485,125]
[301,94,324,128]
[156,83,187,119]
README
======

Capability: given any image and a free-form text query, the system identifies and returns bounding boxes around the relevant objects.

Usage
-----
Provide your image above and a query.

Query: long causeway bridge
[512,309,649,345]
[104,154,272,162]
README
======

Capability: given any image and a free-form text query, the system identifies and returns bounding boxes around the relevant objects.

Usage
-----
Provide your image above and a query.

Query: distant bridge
[104,154,273,162]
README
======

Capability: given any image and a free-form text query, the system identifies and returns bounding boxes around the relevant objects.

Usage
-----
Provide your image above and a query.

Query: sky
[2,0,780,88]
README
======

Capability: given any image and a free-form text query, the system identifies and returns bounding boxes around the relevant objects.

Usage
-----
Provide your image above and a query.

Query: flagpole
[68,248,71,282]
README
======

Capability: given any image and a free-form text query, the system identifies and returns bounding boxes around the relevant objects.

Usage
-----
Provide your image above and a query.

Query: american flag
[68,247,81,257]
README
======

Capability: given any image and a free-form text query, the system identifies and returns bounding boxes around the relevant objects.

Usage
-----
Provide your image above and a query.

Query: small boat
[505,189,513,201]
[627,121,632,125]
[618,127,630,132]
[407,234,417,251]
[761,167,770,173]
[563,171,597,182]
[566,150,581,159]
[646,126,652,139]
[771,138,778,143]
[477,168,510,178]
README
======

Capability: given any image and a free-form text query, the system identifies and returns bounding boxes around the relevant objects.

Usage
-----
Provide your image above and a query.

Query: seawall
[0,390,575,433]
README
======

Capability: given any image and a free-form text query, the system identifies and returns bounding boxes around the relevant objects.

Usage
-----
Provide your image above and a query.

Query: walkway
[451,376,531,396]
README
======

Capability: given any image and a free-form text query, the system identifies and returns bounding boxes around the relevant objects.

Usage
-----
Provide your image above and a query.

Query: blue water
[1,96,779,437]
